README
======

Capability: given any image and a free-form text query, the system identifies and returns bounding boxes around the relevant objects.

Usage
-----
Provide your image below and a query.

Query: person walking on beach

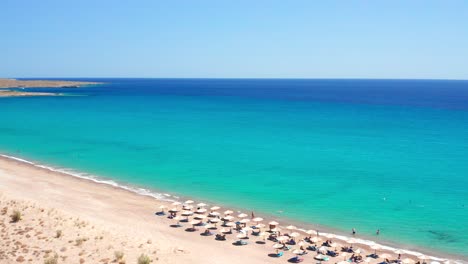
[352,228,356,235]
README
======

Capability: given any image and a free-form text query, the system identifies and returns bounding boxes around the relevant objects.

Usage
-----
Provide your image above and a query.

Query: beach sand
[0,156,460,264]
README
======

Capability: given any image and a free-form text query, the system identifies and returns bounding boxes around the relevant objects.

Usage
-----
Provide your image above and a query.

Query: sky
[1,0,468,79]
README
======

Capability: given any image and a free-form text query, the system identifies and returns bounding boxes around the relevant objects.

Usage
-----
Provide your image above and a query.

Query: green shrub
[137,254,151,264]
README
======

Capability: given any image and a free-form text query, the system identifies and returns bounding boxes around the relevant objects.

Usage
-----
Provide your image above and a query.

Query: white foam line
[0,153,464,263]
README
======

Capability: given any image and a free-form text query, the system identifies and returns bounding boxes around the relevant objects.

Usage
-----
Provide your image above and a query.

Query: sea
[1,78,467,260]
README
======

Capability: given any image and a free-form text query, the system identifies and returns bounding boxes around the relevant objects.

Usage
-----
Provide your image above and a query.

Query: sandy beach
[0,156,463,264]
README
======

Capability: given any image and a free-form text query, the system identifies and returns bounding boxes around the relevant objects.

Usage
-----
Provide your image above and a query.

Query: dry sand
[0,156,460,264]
[0,79,100,89]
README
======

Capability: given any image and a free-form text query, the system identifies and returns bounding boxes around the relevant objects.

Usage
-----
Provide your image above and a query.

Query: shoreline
[0,153,465,263]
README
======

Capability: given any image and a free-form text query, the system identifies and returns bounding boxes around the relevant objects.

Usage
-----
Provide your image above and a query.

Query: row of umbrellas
[159,201,447,264]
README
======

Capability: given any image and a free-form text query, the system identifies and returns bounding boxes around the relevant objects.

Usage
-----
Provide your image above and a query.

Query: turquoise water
[1,79,467,258]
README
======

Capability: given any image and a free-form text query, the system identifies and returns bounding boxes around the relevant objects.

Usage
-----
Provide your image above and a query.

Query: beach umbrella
[183,205,193,210]
[242,226,253,232]
[255,223,266,229]
[210,218,220,223]
[402,258,415,264]
[194,215,206,220]
[365,258,372,263]
[159,205,166,209]
[286,225,297,230]
[355,249,361,254]
[196,208,207,214]
[185,200,194,204]
[209,211,220,217]
[290,232,300,238]
[190,220,201,225]
[297,241,306,246]
[172,201,181,206]
[225,222,236,227]
[169,208,179,213]
[292,249,303,255]
[240,218,250,224]
[273,243,284,249]
[204,223,215,229]
[276,236,289,242]
[269,221,279,225]
[325,233,335,239]
[318,246,328,253]
[223,215,234,221]
[237,213,248,218]
[210,206,220,211]
[181,210,193,216]
[337,261,349,264]
[310,236,321,243]
[306,229,316,235]
[252,217,263,223]
[224,210,233,215]
[236,233,248,239]
[270,227,280,232]
[197,202,207,207]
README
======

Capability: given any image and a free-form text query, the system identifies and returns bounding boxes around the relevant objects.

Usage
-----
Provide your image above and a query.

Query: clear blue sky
[1,0,467,79]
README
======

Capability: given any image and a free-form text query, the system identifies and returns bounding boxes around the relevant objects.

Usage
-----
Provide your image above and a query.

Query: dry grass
[138,254,151,264]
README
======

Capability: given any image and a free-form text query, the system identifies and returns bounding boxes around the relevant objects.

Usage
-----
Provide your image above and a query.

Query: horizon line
[6,77,468,81]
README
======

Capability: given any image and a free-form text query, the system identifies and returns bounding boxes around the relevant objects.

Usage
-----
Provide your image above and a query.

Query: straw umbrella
[210,206,220,211]
[269,221,279,225]
[158,205,166,214]
[310,236,321,243]
[196,208,207,214]
[224,210,233,215]
[292,249,303,255]
[197,202,207,207]
[237,213,248,218]
[209,211,220,217]
[194,214,206,220]
[252,217,263,223]
[240,218,250,224]
[318,246,328,254]
[185,200,194,204]
[273,243,284,249]
[220,228,230,234]
[306,229,316,235]
[277,236,289,243]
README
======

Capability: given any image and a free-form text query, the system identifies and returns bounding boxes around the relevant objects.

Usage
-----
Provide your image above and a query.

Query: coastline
[0,78,101,89]
[0,153,465,263]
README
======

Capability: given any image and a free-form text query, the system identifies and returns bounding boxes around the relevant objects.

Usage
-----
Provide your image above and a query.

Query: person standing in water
[376,229,380,235]
[352,228,356,235]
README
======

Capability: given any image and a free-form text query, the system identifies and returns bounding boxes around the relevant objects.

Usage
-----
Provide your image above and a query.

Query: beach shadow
[268,253,281,258]
[155,212,165,216]
[185,228,198,232]
[256,241,266,244]
[170,224,182,228]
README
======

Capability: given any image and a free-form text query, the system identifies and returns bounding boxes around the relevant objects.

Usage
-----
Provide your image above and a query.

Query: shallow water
[1,78,467,257]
